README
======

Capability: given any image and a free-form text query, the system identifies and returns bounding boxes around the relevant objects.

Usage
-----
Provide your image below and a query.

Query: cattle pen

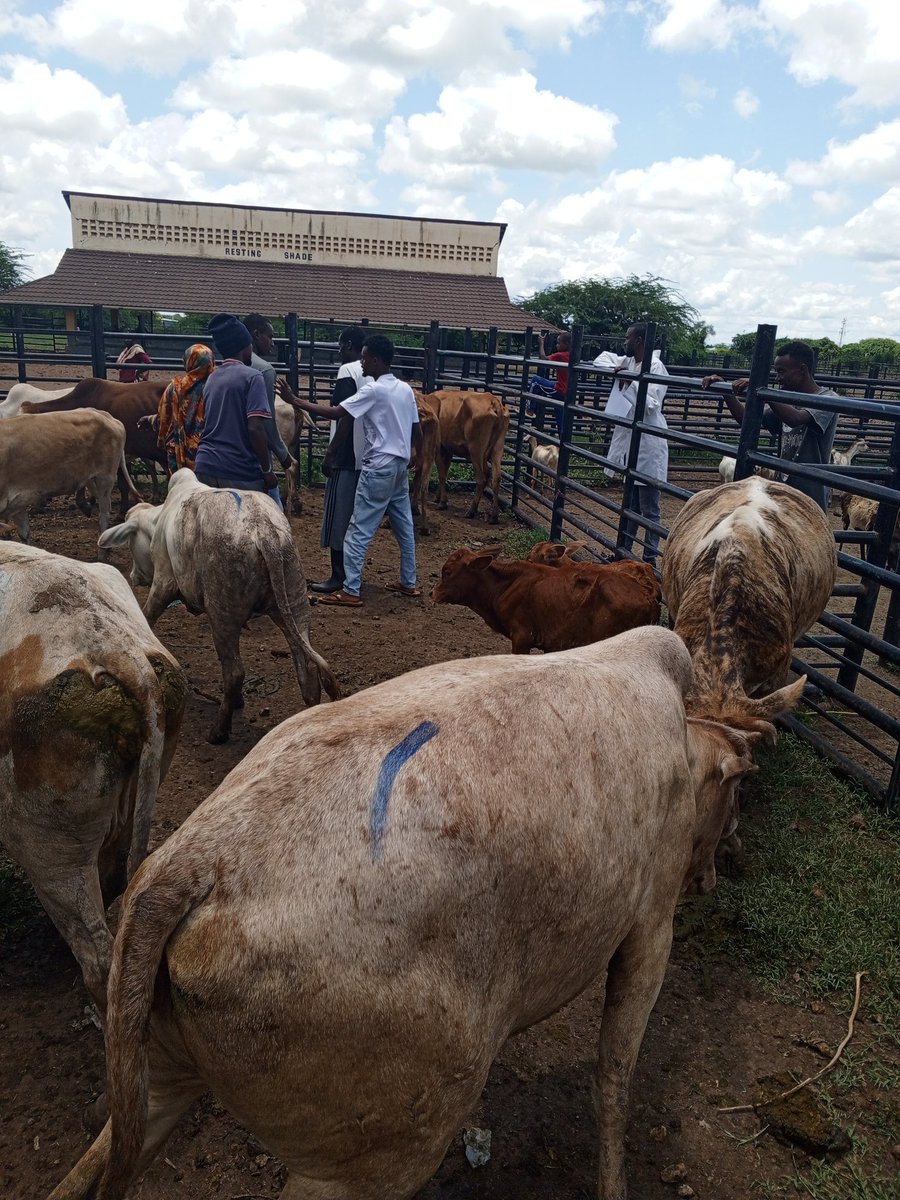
[3,310,900,813]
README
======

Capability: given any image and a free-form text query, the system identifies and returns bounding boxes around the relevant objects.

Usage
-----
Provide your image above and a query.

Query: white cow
[0,381,75,420]
[0,409,140,547]
[98,469,340,743]
[0,543,186,1008]
[50,626,757,1200]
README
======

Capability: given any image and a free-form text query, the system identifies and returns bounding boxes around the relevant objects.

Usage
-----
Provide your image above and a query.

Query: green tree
[0,240,29,291]
[840,337,900,371]
[519,274,713,361]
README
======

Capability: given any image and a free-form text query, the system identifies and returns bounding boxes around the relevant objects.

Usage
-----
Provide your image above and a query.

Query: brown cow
[426,388,509,524]
[21,377,167,511]
[527,539,589,565]
[49,625,758,1200]
[409,391,439,535]
[432,545,660,652]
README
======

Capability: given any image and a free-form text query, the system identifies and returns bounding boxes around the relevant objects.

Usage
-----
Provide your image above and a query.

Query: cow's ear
[564,541,587,557]
[98,521,136,549]
[471,547,502,569]
[544,544,566,563]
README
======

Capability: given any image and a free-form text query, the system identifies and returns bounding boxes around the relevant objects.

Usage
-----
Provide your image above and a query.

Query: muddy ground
[1,478,893,1200]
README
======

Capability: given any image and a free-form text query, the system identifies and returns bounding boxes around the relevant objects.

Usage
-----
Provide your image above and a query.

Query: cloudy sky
[1,0,898,343]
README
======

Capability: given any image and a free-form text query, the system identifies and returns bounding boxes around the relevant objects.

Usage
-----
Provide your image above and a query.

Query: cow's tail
[262,530,342,702]
[119,450,143,504]
[128,657,187,877]
[48,864,212,1200]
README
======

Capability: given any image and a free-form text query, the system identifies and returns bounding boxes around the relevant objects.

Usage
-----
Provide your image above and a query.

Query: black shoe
[309,578,344,593]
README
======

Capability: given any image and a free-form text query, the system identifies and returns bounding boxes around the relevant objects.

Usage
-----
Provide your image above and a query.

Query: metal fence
[3,312,900,811]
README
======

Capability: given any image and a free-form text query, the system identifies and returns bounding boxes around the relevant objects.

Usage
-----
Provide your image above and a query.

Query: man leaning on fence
[594,323,669,567]
[702,340,839,512]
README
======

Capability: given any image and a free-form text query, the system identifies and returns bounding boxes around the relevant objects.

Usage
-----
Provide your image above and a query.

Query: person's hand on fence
[701,374,724,389]
[731,378,749,396]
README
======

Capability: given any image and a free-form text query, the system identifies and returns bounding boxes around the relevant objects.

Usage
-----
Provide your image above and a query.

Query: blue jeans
[528,377,564,437]
[620,485,662,564]
[267,485,284,511]
[342,459,417,597]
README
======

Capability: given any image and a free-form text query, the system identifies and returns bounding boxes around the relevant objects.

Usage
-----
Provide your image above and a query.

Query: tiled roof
[0,249,538,333]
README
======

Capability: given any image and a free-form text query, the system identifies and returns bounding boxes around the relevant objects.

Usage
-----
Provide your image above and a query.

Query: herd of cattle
[0,371,839,1200]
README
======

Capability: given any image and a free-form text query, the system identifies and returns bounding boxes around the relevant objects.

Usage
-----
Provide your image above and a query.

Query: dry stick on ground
[718,972,866,1115]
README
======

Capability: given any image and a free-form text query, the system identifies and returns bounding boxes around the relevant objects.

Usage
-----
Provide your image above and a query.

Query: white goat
[528,434,559,496]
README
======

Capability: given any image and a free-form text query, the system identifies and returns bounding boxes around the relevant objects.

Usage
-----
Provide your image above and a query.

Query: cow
[425,388,509,524]
[432,545,660,653]
[0,381,75,419]
[0,542,186,1009]
[0,409,141,549]
[410,391,440,534]
[48,626,759,1200]
[21,377,167,509]
[527,434,559,496]
[527,539,589,565]
[97,469,340,744]
[274,396,314,516]
[662,476,837,733]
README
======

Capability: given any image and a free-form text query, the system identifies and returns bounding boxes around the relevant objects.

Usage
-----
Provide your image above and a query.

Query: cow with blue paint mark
[52,625,779,1200]
[97,469,339,743]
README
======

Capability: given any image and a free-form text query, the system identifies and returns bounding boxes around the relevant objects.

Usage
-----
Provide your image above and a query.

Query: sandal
[317,590,363,607]
[385,583,422,597]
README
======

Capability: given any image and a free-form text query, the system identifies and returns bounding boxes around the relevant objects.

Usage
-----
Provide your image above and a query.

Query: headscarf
[158,344,215,471]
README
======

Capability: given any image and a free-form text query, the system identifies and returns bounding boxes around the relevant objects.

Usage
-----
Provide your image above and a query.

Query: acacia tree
[0,241,28,291]
[519,273,713,360]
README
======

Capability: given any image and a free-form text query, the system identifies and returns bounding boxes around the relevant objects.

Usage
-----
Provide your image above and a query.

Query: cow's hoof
[207,727,230,745]
[418,527,431,537]
[489,515,500,525]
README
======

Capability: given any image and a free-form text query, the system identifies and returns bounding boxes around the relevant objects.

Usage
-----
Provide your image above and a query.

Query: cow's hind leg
[268,608,323,708]
[22,850,113,1011]
[207,615,245,743]
[594,916,674,1200]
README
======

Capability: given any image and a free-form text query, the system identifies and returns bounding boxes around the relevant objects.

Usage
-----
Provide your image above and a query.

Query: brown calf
[432,545,661,653]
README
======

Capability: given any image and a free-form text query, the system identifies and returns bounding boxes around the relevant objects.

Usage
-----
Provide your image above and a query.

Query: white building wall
[69,194,501,278]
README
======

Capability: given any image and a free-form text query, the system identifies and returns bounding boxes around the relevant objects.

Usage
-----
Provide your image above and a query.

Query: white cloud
[0,55,127,140]
[733,87,759,118]
[653,1,900,109]
[787,120,900,187]
[651,0,758,51]
[824,188,900,264]
[383,72,617,175]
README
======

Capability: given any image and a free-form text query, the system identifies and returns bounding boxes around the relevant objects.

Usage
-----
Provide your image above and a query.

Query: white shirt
[340,373,419,470]
[593,350,669,483]
[334,359,366,469]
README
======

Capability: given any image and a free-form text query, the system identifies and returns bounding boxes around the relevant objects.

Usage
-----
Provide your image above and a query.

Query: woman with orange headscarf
[156,343,216,472]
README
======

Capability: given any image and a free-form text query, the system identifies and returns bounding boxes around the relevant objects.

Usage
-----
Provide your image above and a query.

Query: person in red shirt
[116,339,152,382]
[528,331,570,436]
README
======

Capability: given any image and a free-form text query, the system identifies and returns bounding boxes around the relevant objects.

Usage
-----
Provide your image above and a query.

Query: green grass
[678,733,900,1026]
[676,733,900,1200]
[756,1160,899,1200]
[502,525,551,559]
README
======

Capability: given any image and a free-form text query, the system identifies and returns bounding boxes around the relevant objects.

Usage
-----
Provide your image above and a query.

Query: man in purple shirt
[194,313,279,493]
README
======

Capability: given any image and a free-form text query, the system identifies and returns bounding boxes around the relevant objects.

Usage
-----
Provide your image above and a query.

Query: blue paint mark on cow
[229,491,242,508]
[370,720,439,861]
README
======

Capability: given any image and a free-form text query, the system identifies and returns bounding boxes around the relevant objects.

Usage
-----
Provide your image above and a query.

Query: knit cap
[208,312,252,359]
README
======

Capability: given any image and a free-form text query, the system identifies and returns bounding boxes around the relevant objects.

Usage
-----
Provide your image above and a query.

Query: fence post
[509,327,534,515]
[734,324,777,481]
[614,322,657,557]
[461,326,472,380]
[549,324,583,542]
[485,326,498,390]
[13,305,26,383]
[285,312,299,392]
[424,320,438,392]
[90,305,106,378]
[838,417,900,693]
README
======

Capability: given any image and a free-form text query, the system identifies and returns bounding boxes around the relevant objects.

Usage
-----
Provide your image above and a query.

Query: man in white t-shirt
[277,334,422,607]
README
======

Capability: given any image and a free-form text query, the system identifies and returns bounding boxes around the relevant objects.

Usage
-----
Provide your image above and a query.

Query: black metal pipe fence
[3,311,900,811]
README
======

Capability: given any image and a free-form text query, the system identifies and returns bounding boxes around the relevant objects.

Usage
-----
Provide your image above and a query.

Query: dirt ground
[2,479,893,1200]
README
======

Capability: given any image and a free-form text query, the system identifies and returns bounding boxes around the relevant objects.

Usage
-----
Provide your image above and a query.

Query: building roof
[0,249,538,333]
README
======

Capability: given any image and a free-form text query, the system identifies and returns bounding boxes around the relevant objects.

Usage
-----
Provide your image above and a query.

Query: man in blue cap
[194,313,279,495]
